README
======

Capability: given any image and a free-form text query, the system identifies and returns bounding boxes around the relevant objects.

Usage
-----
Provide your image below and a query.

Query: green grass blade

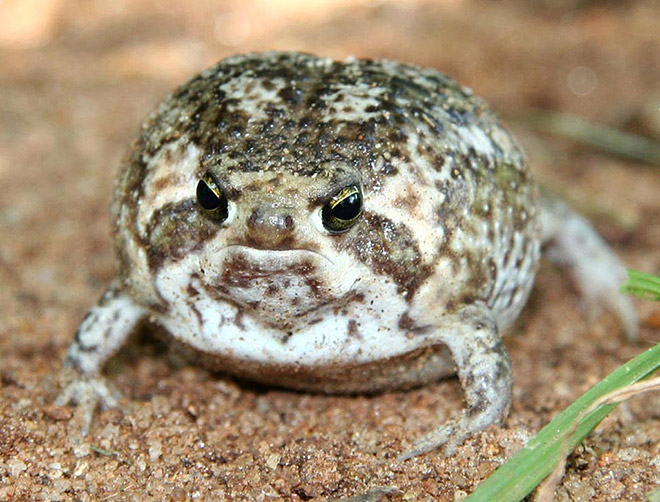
[621,269,660,301]
[525,111,660,166]
[465,342,660,502]
[647,487,660,502]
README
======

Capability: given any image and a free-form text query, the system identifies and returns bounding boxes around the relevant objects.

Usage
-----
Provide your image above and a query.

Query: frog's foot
[540,195,638,341]
[398,304,511,461]
[56,281,146,434]
[55,372,121,435]
[397,409,496,461]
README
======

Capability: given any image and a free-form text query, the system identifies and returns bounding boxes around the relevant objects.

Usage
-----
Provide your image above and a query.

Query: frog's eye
[196,173,229,222]
[321,185,363,233]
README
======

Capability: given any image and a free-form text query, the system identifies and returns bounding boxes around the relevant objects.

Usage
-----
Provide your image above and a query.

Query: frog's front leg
[398,303,511,460]
[539,195,638,340]
[57,280,146,434]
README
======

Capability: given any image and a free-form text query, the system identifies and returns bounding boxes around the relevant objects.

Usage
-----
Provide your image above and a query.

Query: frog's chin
[198,245,361,324]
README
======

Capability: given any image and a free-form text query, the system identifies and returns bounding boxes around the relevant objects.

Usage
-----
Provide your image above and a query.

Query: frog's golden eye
[196,173,229,222]
[321,185,363,233]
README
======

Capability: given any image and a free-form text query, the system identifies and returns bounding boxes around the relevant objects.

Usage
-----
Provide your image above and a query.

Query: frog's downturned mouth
[218,245,335,268]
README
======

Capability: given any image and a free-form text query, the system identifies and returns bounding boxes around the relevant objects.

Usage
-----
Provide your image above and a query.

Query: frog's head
[189,163,366,326]
[114,133,374,329]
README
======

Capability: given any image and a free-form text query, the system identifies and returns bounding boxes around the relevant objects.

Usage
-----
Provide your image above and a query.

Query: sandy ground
[1,0,660,500]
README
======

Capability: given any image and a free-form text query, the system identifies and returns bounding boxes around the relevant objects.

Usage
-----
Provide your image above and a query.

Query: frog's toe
[397,422,455,461]
[583,282,638,342]
[55,374,122,435]
[397,409,496,461]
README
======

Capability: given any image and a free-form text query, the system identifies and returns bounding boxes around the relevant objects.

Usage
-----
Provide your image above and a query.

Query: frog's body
[59,52,636,458]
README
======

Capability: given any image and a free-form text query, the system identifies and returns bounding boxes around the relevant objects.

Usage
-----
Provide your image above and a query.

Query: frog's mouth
[199,245,360,326]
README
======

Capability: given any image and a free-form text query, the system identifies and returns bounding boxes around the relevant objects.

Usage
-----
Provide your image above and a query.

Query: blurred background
[1,1,659,500]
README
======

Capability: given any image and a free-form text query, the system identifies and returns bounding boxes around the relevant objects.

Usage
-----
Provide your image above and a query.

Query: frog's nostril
[247,208,295,249]
[248,209,295,232]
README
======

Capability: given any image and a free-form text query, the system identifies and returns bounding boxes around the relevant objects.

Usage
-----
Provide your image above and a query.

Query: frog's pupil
[331,192,361,220]
[197,180,221,210]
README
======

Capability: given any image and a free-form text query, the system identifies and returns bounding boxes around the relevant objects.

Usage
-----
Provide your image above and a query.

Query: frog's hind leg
[539,195,637,340]
[56,280,147,434]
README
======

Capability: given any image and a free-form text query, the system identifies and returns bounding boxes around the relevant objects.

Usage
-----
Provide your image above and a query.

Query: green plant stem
[526,111,660,166]
[465,342,660,502]
[621,269,660,301]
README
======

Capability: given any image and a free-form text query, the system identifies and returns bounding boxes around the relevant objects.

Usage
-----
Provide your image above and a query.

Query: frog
[57,51,637,459]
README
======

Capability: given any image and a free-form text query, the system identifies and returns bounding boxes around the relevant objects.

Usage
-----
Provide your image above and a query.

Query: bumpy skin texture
[59,52,635,458]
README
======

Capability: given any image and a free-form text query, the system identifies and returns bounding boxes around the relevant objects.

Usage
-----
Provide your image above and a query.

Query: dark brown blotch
[146,199,220,272]
[347,319,361,339]
[344,212,432,299]
[398,312,431,335]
